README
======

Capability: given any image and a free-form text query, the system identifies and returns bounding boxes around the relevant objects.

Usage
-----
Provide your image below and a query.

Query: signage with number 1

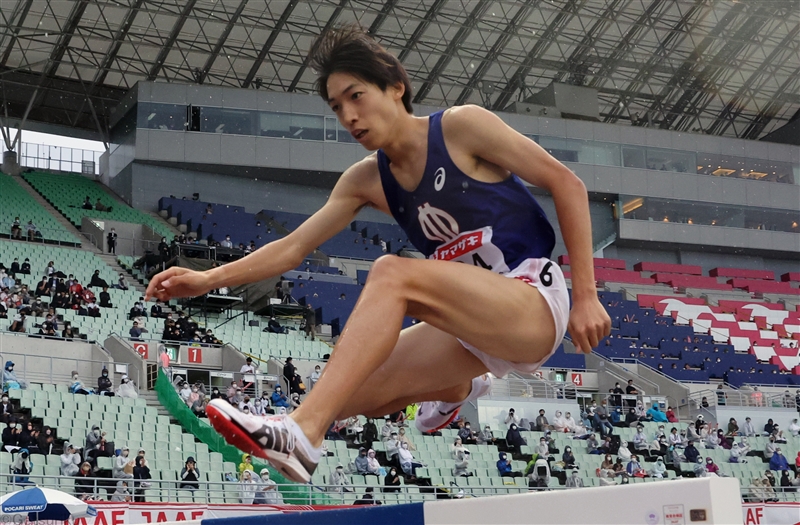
[188,346,203,363]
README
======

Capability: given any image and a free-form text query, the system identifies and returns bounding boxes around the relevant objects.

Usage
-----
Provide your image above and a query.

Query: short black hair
[309,24,413,114]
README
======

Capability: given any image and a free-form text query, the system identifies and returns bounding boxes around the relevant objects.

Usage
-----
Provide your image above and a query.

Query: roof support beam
[199,0,249,83]
[367,0,400,35]
[397,0,448,63]
[43,0,90,79]
[741,62,800,140]
[706,22,800,136]
[667,6,772,132]
[242,0,299,89]
[0,0,34,68]
[413,0,492,103]
[602,0,705,123]
[491,0,584,111]
[146,0,198,81]
[454,1,538,106]
[92,0,145,87]
[288,0,349,92]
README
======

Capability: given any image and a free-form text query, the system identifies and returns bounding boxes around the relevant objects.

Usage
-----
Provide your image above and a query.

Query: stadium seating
[22,172,173,239]
[0,173,80,245]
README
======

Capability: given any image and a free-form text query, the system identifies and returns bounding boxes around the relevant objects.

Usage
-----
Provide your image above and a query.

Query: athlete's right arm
[144,158,377,302]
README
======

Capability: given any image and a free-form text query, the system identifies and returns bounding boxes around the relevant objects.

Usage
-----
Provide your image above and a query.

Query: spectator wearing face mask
[398,442,423,478]
[0,393,13,423]
[270,386,289,408]
[477,425,496,445]
[74,461,95,499]
[730,441,750,463]
[384,467,401,493]
[97,368,114,397]
[239,470,258,504]
[395,427,415,453]
[3,361,26,390]
[254,468,283,504]
[113,446,134,480]
[289,392,302,413]
[626,455,646,477]
[505,423,527,453]
[741,417,756,437]
[354,447,370,476]
[646,403,668,423]
[380,420,397,443]
[238,453,255,479]
[36,425,55,455]
[496,452,521,478]
[650,457,667,478]
[85,425,108,463]
[361,418,378,450]
[457,421,476,445]
[764,436,778,459]
[565,468,584,488]
[180,457,200,490]
[561,446,576,469]
[60,442,81,476]
[668,427,684,448]
[769,448,790,471]
[117,376,138,399]
[328,463,352,492]
[587,433,602,455]
[309,365,322,390]
[453,448,472,478]
[504,408,519,426]
[1,419,19,450]
[365,449,381,476]
[704,457,720,476]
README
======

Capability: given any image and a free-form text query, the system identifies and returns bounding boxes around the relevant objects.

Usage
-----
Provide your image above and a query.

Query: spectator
[117,375,138,399]
[282,358,296,391]
[650,457,667,478]
[74,462,95,500]
[528,458,550,489]
[705,458,721,476]
[646,403,667,423]
[180,457,200,490]
[764,436,778,460]
[779,471,798,494]
[563,412,586,434]
[239,470,258,504]
[69,372,93,395]
[20,258,30,274]
[270,386,289,409]
[303,304,316,340]
[25,220,39,241]
[599,468,616,486]
[625,379,639,407]
[534,409,553,432]
[84,425,107,463]
[354,447,370,475]
[3,361,27,390]
[587,433,601,455]
[615,440,631,462]
[10,218,21,239]
[254,469,283,504]
[665,407,678,423]
[113,273,128,291]
[97,368,114,397]
[60,443,81,476]
[0,393,13,424]
[565,468,584,488]
[398,442,423,478]
[769,448,789,471]
[730,441,750,463]
[110,480,132,502]
[788,418,799,437]
[611,382,624,408]
[764,418,776,435]
[496,452,521,478]
[353,487,381,506]
[505,423,527,453]
[362,418,378,450]
[796,451,800,470]
[366,449,381,476]
[384,467,401,493]
[633,425,650,453]
[561,446,576,469]
[110,447,132,480]
[504,408,520,426]
[457,421,476,445]
[8,311,25,333]
[626,455,646,477]
[396,427,415,452]
[477,424,496,445]
[309,365,322,390]
[771,424,786,443]
[129,321,147,340]
[742,417,756,437]
[106,229,118,254]
[668,427,684,449]
[89,270,108,289]
[380,420,397,442]
[2,417,20,448]
[289,373,306,396]
[328,463,351,493]
[238,453,255,479]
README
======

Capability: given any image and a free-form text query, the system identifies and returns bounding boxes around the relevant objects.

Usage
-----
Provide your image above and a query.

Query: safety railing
[3,473,797,504]
[688,388,798,410]
[2,224,91,247]
[2,142,102,175]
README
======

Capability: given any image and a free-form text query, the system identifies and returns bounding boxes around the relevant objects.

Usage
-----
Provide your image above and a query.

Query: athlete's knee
[366,255,409,288]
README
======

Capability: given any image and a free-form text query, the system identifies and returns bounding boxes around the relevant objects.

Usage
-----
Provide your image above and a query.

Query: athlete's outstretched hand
[144,267,212,303]
[567,296,611,354]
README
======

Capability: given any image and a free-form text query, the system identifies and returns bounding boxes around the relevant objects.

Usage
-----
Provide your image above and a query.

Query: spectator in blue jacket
[646,403,668,423]
[270,386,289,409]
[496,452,521,478]
[769,448,790,471]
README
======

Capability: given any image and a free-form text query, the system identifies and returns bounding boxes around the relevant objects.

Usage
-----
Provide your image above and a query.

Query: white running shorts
[458,257,570,378]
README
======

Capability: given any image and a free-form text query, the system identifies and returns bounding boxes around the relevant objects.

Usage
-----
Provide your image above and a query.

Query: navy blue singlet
[376,110,556,274]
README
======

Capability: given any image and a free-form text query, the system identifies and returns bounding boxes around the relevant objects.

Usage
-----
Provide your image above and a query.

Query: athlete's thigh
[337,322,488,418]
[370,255,557,364]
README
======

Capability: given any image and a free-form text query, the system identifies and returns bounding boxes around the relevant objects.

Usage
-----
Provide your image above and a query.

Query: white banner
[48,502,336,524]
[742,503,800,525]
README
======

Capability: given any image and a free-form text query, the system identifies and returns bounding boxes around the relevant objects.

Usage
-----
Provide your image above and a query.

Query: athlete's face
[326,72,404,150]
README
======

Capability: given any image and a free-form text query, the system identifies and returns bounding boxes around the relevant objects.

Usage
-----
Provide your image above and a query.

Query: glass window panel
[590,142,621,167]
[199,107,253,135]
[290,114,324,141]
[337,121,358,143]
[744,158,794,184]
[696,152,747,179]
[259,111,292,138]
[645,147,694,173]
[139,103,187,131]
[324,116,337,141]
[622,146,646,169]
[539,136,578,163]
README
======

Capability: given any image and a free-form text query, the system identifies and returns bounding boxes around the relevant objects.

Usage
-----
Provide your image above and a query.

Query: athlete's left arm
[446,105,610,354]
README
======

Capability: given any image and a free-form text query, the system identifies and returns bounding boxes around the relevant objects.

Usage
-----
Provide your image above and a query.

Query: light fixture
[622,198,644,214]
[712,168,735,176]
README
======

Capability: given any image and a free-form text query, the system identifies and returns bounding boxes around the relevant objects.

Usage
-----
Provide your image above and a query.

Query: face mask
[94,430,100,437]
[103,373,108,377]
[2,397,7,403]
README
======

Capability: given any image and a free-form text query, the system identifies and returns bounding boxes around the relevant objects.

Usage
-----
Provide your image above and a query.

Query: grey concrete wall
[103,335,147,392]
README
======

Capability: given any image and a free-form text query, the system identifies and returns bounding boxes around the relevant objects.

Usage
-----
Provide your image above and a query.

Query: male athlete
[145,26,611,483]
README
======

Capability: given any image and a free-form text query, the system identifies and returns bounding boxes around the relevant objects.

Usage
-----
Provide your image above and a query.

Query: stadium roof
[0,0,798,143]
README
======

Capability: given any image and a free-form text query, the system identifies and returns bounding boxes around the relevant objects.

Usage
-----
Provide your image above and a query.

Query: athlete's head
[309,25,413,149]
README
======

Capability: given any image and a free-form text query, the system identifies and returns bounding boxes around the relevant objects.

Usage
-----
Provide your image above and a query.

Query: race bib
[429,226,509,274]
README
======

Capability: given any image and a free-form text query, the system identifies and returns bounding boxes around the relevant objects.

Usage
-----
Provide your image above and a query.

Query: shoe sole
[206,403,311,483]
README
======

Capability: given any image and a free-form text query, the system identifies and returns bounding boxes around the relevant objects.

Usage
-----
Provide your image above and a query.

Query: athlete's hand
[567,296,611,354]
[144,267,212,302]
